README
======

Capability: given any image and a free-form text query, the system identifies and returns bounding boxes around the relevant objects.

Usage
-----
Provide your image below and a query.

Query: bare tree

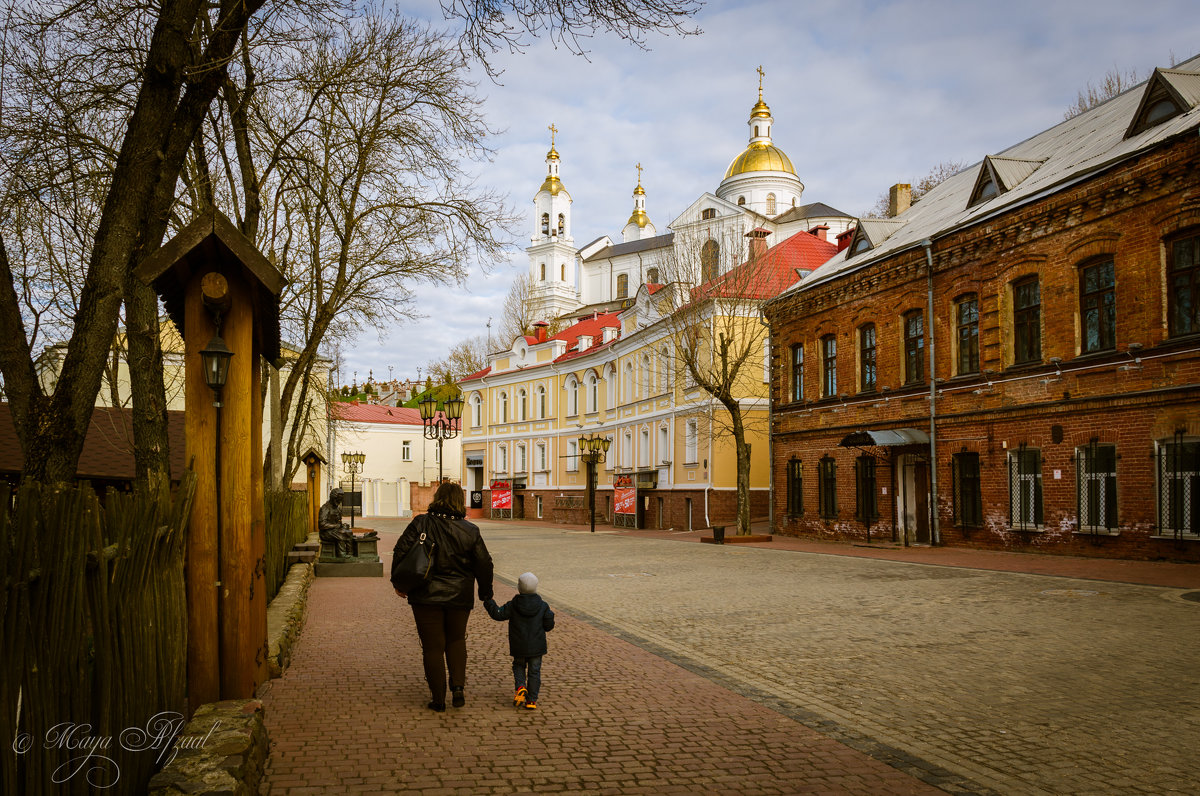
[862,159,966,219]
[656,227,779,535]
[1064,66,1141,120]
[425,334,491,385]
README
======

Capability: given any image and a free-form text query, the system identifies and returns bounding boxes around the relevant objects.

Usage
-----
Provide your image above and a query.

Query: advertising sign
[490,480,512,510]
[613,474,636,515]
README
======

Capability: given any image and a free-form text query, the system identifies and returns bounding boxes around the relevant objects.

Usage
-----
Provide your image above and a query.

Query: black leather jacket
[392,513,494,609]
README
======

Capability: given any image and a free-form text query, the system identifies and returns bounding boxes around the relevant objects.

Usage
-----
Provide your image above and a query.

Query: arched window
[536,385,546,419]
[585,372,598,413]
[766,193,776,215]
[470,394,482,427]
[560,263,566,281]
[517,388,527,421]
[659,346,671,392]
[641,353,653,396]
[557,214,565,235]
[606,364,617,407]
[616,273,628,298]
[647,267,659,283]
[497,444,507,473]
[623,361,634,402]
[566,377,579,416]
[499,391,508,423]
[539,262,546,280]
[737,196,746,206]
[701,240,719,282]
[536,443,547,471]
[754,125,760,137]
[541,213,549,235]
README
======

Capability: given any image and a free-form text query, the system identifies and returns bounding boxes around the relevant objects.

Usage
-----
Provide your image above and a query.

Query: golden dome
[540,175,564,195]
[627,208,650,228]
[546,144,560,161]
[751,98,771,119]
[723,142,796,178]
[633,183,645,195]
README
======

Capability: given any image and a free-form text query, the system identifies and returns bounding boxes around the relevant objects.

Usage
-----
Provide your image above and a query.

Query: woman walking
[391,482,494,711]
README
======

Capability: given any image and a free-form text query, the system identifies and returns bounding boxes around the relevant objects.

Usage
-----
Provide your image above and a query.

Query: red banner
[490,480,512,510]
[613,474,636,515]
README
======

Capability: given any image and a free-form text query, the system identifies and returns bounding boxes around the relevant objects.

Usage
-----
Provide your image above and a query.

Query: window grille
[818,456,837,519]
[1077,441,1117,532]
[786,458,803,516]
[855,456,878,522]
[1008,446,1043,530]
[1157,434,1199,538]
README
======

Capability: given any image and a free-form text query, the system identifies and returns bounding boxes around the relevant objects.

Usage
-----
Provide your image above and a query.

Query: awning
[465,453,485,467]
[839,428,930,448]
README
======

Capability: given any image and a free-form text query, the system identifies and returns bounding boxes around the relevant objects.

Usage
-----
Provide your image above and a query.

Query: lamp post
[341,451,365,528]
[199,331,234,408]
[419,392,465,483]
[578,433,611,533]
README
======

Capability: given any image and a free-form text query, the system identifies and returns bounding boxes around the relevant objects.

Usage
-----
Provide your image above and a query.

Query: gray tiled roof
[772,202,853,224]
[779,54,1200,298]
[582,232,675,262]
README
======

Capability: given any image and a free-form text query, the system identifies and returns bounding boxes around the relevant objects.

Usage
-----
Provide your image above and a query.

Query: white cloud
[340,0,1200,384]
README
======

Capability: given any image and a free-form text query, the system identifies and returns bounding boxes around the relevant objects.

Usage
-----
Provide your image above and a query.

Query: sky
[335,0,1200,388]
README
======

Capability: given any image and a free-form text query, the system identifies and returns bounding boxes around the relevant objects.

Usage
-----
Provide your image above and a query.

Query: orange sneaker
[513,687,527,707]
[523,700,538,710]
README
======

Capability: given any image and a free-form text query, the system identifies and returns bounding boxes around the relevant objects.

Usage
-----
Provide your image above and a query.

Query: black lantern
[579,433,610,533]
[420,392,463,483]
[200,333,234,407]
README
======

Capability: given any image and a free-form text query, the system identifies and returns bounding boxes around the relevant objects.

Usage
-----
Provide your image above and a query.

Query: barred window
[952,452,983,529]
[1157,436,1200,538]
[855,456,878,522]
[1008,446,1043,530]
[786,458,803,516]
[1077,442,1117,532]
[818,456,837,519]
[821,335,837,398]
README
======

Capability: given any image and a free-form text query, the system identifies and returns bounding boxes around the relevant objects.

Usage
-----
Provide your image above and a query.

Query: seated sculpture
[318,488,379,560]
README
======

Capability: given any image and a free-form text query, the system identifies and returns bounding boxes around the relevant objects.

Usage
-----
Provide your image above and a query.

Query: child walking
[484,572,555,710]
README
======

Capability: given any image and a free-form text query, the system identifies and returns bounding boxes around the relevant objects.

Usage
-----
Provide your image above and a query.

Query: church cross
[757,65,765,95]
[548,123,557,146]
[636,162,643,184]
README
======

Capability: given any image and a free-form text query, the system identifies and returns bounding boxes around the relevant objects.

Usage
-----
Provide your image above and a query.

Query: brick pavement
[260,525,942,795]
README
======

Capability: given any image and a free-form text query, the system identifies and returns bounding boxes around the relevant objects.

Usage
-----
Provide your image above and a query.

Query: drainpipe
[920,239,942,545]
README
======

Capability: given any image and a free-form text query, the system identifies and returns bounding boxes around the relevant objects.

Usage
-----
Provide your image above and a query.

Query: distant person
[484,572,555,710]
[392,482,494,712]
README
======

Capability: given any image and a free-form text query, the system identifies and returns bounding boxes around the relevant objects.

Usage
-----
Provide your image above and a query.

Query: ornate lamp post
[579,433,611,533]
[419,393,465,483]
[341,451,365,528]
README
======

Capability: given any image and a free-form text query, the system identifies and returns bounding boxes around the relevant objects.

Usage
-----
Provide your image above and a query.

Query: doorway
[897,453,931,545]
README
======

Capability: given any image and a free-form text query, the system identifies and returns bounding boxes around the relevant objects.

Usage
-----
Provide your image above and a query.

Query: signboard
[490,480,512,510]
[613,474,636,515]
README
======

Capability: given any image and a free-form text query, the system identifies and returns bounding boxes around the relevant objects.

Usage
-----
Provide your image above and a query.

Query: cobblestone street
[261,520,1200,794]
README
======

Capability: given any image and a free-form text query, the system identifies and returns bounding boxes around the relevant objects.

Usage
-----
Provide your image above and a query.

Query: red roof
[693,231,837,301]
[0,403,187,482]
[330,401,459,429]
[460,366,491,382]
[549,312,621,350]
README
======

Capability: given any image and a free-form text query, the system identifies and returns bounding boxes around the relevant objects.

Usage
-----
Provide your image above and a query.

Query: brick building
[763,57,1200,560]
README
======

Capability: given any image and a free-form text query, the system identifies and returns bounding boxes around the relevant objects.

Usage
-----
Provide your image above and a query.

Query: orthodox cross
[548,122,557,147]
[757,65,765,96]
[636,162,643,185]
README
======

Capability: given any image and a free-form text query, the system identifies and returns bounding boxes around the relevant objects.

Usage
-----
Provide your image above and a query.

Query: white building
[527,72,857,322]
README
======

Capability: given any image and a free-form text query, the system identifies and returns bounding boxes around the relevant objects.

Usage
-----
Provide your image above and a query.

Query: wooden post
[250,330,269,689]
[185,279,220,712]
[301,449,327,540]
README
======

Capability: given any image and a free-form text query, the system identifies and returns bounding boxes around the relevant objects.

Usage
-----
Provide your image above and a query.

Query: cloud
[339,0,1200,383]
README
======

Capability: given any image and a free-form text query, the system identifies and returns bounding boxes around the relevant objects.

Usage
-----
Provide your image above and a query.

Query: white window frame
[401,441,412,461]
[567,439,579,472]
[685,419,698,465]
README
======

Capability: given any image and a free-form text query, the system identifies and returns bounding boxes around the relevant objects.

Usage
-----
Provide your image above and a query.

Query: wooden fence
[265,489,308,602]
[0,475,196,795]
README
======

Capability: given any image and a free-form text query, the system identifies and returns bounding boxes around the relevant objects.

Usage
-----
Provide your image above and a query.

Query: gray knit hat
[518,572,539,594]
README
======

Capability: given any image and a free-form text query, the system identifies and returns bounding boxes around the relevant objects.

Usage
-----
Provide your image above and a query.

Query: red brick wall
[765,132,1200,561]
[514,488,770,531]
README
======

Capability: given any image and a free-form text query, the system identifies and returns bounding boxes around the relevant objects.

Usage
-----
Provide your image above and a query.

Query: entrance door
[897,454,932,544]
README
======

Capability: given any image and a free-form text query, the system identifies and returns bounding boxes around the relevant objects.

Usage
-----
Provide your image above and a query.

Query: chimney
[888,183,912,217]
[745,227,771,260]
[533,320,549,343]
[836,227,855,253]
[810,224,829,242]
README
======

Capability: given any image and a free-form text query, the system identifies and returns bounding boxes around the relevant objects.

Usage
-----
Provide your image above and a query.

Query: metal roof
[839,428,930,448]
[582,232,675,262]
[778,54,1200,299]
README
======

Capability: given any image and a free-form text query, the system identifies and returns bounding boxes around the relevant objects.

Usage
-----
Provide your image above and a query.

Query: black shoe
[451,688,465,708]
[427,701,446,712]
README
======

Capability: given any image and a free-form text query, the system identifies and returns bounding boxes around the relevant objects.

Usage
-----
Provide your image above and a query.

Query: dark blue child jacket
[484,594,555,657]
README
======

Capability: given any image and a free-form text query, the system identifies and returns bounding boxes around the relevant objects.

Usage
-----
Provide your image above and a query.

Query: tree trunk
[124,272,171,486]
[725,402,752,535]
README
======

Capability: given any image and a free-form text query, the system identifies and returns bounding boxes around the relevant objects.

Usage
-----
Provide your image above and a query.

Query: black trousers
[410,604,471,701]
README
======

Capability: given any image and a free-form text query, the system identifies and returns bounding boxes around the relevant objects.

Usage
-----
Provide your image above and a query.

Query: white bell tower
[527,123,581,323]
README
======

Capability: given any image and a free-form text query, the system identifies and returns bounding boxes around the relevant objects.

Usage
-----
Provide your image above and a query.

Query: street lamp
[579,433,610,533]
[199,332,234,408]
[420,392,464,483]
[341,451,365,528]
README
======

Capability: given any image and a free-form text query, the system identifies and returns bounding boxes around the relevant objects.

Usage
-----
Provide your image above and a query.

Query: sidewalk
[259,526,944,795]
[517,517,1200,590]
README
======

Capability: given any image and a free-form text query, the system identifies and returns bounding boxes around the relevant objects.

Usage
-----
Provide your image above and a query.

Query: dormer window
[578,334,593,349]
[968,155,1044,208]
[852,237,871,254]
[1126,68,1198,138]
[974,175,998,203]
